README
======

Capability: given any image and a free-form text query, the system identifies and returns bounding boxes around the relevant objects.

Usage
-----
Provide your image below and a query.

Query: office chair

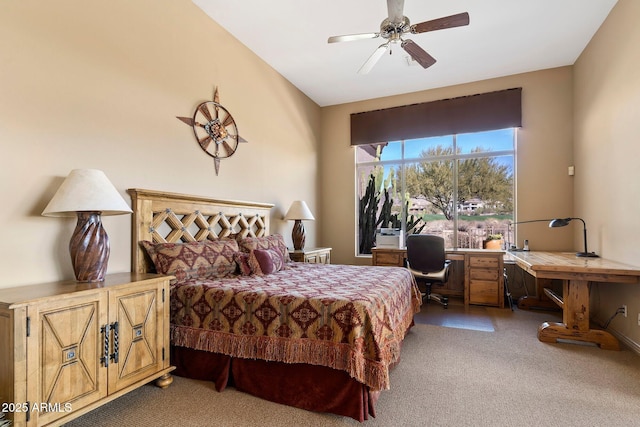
[405,234,451,309]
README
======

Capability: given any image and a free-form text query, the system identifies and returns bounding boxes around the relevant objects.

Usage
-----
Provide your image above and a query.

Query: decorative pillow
[248,248,285,276]
[141,239,239,282]
[221,232,243,242]
[238,235,291,262]
[233,252,252,276]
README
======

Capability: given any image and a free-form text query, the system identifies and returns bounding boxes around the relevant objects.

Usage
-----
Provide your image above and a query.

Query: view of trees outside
[356,129,515,255]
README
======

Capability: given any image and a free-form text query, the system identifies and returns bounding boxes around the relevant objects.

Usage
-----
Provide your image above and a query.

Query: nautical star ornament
[177,87,247,175]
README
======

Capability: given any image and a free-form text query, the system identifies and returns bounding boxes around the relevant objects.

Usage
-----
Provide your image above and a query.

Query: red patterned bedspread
[170,263,421,391]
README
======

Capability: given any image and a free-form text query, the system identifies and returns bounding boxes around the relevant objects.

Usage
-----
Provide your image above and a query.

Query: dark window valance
[350,87,522,146]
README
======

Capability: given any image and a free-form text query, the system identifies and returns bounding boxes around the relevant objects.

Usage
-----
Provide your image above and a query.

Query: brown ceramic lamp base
[292,219,306,250]
[70,211,110,282]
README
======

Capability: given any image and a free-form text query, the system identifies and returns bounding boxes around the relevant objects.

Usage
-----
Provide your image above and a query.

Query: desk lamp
[284,201,315,250]
[507,219,553,250]
[42,169,133,282]
[549,217,598,258]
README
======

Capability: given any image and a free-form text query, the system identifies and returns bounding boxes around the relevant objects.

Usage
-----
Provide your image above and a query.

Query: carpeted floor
[64,304,640,427]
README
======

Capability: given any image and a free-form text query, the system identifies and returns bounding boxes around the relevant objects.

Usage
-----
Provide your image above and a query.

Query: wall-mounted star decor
[177,87,247,175]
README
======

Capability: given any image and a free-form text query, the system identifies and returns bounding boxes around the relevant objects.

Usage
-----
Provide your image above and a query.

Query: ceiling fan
[328,0,469,74]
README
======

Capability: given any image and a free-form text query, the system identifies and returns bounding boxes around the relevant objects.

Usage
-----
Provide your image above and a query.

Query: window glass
[355,129,516,255]
[404,135,453,161]
[356,142,387,163]
[356,162,402,254]
[405,159,455,248]
[457,154,514,249]
[457,129,513,154]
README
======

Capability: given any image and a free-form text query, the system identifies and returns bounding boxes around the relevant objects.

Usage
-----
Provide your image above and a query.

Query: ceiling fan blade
[358,43,389,74]
[401,39,436,69]
[387,0,405,23]
[328,32,379,43]
[412,12,470,34]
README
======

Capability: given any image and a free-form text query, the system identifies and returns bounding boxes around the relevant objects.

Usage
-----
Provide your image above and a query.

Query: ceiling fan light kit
[328,0,469,74]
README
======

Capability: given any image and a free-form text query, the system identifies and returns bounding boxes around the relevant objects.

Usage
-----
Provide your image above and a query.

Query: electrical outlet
[623,305,627,317]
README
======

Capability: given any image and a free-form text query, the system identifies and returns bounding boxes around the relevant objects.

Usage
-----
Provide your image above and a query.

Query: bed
[128,188,421,421]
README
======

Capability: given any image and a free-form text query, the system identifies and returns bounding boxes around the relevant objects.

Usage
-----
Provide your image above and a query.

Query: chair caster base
[426,293,448,309]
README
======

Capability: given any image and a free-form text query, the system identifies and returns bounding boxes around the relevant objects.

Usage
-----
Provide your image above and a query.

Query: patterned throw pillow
[233,252,252,276]
[248,248,285,275]
[238,235,291,262]
[141,239,239,283]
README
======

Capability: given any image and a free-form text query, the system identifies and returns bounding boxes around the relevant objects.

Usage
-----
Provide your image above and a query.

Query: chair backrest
[406,234,446,273]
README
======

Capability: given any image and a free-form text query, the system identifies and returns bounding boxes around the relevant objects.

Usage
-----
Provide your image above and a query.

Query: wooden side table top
[289,247,332,264]
[289,247,332,255]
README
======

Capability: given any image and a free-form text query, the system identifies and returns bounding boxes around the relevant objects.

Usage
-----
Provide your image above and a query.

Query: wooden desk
[503,252,560,310]
[507,251,640,350]
[372,247,505,308]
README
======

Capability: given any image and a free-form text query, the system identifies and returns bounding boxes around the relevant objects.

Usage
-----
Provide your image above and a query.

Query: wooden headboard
[128,188,274,274]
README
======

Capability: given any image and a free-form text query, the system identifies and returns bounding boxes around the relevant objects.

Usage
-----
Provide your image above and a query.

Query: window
[355,128,516,255]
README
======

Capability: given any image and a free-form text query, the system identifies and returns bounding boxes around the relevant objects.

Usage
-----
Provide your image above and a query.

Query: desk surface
[506,251,640,282]
[506,251,640,350]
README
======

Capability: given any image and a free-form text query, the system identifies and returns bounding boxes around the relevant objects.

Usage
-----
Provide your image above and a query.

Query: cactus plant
[358,173,379,254]
[359,172,431,253]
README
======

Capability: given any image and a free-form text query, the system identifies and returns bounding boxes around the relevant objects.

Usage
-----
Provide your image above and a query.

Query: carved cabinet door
[27,292,109,426]
[107,281,164,393]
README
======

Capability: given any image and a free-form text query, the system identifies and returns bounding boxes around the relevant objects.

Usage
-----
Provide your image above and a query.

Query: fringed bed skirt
[170,345,379,422]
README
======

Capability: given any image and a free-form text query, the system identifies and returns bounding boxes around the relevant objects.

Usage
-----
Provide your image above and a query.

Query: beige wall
[320,67,575,266]
[573,0,640,344]
[0,0,321,287]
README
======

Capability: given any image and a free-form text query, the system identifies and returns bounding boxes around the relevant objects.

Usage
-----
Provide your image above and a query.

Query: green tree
[405,146,512,220]
[405,146,455,219]
[458,148,513,213]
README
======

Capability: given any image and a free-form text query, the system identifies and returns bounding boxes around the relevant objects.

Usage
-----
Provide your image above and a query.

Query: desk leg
[537,279,619,350]
[517,278,560,310]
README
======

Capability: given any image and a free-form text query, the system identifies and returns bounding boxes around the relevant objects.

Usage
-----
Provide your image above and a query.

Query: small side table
[289,247,332,264]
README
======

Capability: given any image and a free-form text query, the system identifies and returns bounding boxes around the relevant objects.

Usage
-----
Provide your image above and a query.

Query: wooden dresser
[0,273,174,426]
[289,247,332,264]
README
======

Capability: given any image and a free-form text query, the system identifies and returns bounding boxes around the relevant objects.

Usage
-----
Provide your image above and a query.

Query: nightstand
[289,247,332,264]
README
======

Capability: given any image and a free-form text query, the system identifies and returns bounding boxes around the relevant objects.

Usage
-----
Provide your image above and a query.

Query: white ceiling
[193,0,618,107]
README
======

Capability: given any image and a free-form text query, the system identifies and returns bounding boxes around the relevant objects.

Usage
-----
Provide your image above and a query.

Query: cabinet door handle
[110,321,119,364]
[101,324,110,367]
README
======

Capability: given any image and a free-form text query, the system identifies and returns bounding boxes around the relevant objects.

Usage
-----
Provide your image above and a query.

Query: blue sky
[380,128,515,162]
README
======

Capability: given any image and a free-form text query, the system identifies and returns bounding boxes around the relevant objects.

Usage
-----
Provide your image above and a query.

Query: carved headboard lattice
[128,188,274,274]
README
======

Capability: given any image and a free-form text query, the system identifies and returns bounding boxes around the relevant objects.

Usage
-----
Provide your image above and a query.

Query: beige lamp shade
[42,169,132,217]
[284,200,315,221]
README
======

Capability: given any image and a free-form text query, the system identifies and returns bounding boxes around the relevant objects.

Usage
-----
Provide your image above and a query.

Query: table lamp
[549,217,598,258]
[42,169,133,282]
[284,200,315,250]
